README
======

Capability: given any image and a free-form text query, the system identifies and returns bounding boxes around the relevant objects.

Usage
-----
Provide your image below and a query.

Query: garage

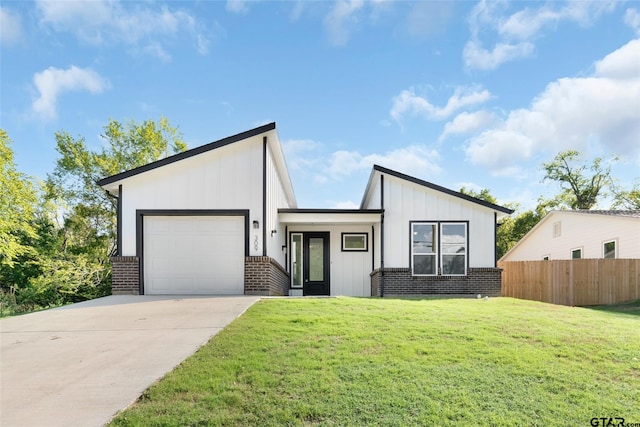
[143,216,245,295]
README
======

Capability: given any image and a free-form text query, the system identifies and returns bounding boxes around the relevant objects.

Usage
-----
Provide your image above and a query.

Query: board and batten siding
[502,212,640,261]
[265,142,293,265]
[365,174,497,268]
[287,225,373,297]
[119,137,264,256]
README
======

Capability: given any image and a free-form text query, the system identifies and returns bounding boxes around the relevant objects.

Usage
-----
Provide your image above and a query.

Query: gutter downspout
[262,136,267,256]
[494,212,498,267]
[380,174,385,297]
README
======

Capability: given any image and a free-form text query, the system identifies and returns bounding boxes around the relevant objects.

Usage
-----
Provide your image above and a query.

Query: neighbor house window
[411,222,467,276]
[542,255,550,260]
[342,233,368,252]
[571,248,582,259]
[603,240,616,259]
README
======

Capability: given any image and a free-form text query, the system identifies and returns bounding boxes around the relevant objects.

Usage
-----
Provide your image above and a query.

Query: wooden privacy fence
[499,259,640,306]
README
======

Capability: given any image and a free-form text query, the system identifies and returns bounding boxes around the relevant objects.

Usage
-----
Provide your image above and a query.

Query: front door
[303,232,330,296]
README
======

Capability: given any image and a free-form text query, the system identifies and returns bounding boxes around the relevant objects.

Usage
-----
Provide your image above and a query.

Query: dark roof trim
[279,209,383,214]
[372,165,514,214]
[97,122,276,187]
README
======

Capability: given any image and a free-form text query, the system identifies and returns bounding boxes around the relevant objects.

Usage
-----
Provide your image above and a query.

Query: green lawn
[110,297,640,426]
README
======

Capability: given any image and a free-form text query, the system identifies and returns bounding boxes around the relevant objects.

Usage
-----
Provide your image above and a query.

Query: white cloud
[465,39,640,176]
[465,1,617,70]
[497,6,561,40]
[324,0,364,46]
[328,145,442,179]
[439,110,494,142]
[390,85,492,125]
[0,6,22,46]
[463,39,534,71]
[36,0,210,58]
[143,42,171,63]
[404,1,454,39]
[594,38,640,79]
[32,66,109,120]
[624,8,640,35]
[226,0,249,15]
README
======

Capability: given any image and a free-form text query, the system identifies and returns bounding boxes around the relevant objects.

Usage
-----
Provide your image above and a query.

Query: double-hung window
[411,222,467,276]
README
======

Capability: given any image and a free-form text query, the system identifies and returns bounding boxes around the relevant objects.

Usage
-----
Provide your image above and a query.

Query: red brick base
[110,256,140,295]
[244,256,290,296]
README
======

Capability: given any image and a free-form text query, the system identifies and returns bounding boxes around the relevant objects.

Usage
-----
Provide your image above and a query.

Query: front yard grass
[110,297,640,426]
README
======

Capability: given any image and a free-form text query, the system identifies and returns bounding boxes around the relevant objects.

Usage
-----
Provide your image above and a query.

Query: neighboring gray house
[500,210,640,262]
[98,123,513,297]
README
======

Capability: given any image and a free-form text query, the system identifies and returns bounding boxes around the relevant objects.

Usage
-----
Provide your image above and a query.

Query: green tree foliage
[0,130,39,267]
[459,187,553,259]
[541,150,615,210]
[611,181,640,210]
[48,117,187,257]
[1,119,186,316]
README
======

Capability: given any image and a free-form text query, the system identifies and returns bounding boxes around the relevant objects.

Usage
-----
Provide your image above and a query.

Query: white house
[98,123,513,297]
[500,210,640,262]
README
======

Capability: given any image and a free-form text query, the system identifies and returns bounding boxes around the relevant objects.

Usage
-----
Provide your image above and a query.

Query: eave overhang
[278,209,383,225]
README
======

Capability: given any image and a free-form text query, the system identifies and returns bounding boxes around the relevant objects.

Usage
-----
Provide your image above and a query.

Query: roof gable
[361,164,514,215]
[97,122,276,188]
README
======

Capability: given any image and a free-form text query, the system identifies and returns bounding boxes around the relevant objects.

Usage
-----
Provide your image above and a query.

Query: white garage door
[143,216,244,295]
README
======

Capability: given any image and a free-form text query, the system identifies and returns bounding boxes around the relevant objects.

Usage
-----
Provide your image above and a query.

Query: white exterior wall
[287,225,374,297]
[265,143,292,266]
[502,212,640,261]
[119,137,263,256]
[380,175,497,268]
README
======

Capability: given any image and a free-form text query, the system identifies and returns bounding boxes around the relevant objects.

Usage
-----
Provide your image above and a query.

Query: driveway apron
[0,295,260,427]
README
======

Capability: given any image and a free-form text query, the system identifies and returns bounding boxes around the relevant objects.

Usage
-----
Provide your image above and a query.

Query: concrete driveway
[0,295,260,427]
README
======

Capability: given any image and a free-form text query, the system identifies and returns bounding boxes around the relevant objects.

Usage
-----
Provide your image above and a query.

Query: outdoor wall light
[271,229,277,237]
[252,220,259,229]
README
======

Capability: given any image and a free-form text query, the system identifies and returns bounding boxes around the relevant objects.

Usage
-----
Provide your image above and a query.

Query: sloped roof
[97,122,276,188]
[360,165,514,214]
[573,210,640,218]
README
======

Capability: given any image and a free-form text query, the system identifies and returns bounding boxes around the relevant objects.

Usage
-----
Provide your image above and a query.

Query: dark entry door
[303,232,330,296]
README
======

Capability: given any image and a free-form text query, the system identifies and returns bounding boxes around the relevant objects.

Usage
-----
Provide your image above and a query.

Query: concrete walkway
[0,295,260,427]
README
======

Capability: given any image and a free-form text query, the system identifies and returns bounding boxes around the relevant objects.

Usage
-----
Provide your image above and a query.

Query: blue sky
[1,0,639,209]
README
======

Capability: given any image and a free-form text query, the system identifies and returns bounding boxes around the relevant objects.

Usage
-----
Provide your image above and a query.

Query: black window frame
[410,220,469,277]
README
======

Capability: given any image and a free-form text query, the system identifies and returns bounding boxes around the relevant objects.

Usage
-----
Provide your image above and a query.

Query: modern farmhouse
[98,123,513,297]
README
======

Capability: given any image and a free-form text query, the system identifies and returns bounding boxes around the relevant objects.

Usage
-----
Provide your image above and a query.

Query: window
[571,248,582,259]
[411,222,467,276]
[291,233,303,288]
[441,224,467,275]
[542,255,549,260]
[412,223,436,275]
[603,240,616,259]
[342,233,368,252]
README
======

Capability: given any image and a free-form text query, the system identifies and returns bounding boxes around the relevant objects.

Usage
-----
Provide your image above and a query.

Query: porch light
[271,229,277,237]
[253,220,259,229]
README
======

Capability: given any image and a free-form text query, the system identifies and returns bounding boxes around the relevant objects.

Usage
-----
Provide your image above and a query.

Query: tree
[459,187,553,259]
[541,150,615,210]
[0,130,39,268]
[611,181,640,210]
[47,117,187,258]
